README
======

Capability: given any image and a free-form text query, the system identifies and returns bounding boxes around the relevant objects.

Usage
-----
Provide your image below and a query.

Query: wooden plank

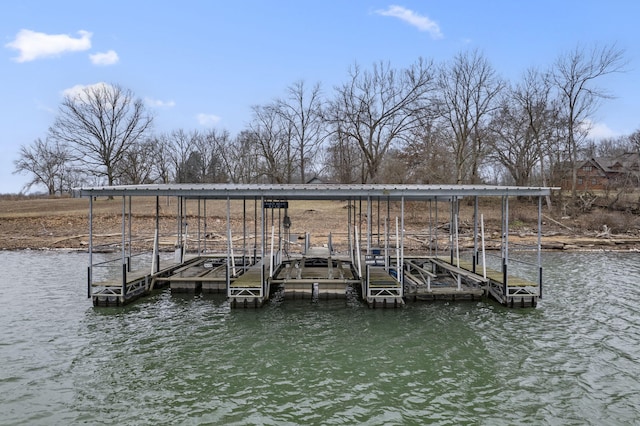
[230,266,263,288]
[429,258,487,283]
[434,257,537,287]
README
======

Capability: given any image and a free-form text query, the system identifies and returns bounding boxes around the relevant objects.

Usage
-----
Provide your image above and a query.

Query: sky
[1,1,639,194]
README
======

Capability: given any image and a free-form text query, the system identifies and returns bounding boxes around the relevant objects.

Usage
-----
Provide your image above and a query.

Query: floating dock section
[77,183,553,309]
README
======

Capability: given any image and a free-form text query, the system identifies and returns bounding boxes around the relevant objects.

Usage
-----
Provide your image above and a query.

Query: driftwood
[542,214,573,231]
[53,233,121,244]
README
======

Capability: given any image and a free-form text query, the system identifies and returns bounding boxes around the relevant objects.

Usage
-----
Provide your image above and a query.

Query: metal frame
[78,183,555,307]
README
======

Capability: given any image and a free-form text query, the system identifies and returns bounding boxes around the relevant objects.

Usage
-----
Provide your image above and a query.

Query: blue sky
[2,1,639,193]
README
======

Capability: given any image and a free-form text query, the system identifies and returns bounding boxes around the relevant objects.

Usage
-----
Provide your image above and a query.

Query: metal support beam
[88,196,93,298]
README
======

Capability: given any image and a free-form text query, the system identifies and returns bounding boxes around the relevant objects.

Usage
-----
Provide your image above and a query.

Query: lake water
[1,250,639,425]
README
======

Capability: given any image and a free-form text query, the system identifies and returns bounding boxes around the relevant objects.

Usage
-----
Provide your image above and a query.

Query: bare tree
[436,49,504,183]
[249,104,293,183]
[166,129,198,183]
[231,131,264,183]
[200,129,229,183]
[49,83,154,187]
[596,135,634,157]
[550,43,626,198]
[400,122,457,184]
[148,134,174,184]
[324,127,365,183]
[488,69,564,190]
[515,68,565,199]
[327,59,436,183]
[629,129,640,154]
[114,138,158,184]
[275,80,326,183]
[488,93,540,186]
[13,137,75,194]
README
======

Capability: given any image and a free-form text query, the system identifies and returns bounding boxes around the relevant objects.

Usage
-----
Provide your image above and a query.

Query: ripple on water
[1,251,640,424]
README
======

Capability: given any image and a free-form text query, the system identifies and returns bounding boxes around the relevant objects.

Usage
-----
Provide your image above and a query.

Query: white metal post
[481,213,487,280]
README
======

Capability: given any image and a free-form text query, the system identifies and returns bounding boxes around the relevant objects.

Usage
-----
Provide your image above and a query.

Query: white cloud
[586,121,620,140]
[6,29,92,62]
[89,50,119,66]
[197,113,221,126]
[375,5,443,39]
[146,97,176,108]
[62,82,112,100]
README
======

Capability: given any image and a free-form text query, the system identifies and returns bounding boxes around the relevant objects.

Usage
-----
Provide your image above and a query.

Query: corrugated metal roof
[75,183,555,200]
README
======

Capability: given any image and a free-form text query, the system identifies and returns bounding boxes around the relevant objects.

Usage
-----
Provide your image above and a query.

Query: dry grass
[1,195,638,250]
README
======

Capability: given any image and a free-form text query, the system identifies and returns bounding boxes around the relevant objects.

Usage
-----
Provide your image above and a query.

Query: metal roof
[75,183,554,200]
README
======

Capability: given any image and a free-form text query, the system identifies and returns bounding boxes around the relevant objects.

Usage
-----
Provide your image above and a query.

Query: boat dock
[77,184,552,309]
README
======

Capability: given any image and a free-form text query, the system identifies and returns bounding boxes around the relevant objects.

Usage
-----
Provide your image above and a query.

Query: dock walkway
[430,256,539,307]
[366,266,404,307]
[228,261,268,308]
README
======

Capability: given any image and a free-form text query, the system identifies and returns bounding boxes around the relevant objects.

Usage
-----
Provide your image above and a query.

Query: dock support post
[502,195,509,301]
[243,198,247,268]
[454,213,460,268]
[503,262,508,303]
[260,195,265,289]
[155,196,160,273]
[121,195,127,290]
[88,195,93,298]
[473,196,478,273]
[355,226,362,279]
[128,196,132,271]
[538,195,543,299]
[435,197,439,258]
[367,196,371,254]
[449,198,454,265]
[505,196,509,288]
[204,199,208,254]
[400,196,405,294]
[481,214,487,280]
[384,216,389,272]
[269,225,275,278]
[197,199,201,255]
[377,196,381,248]
[151,228,158,276]
[122,263,127,297]
[394,217,399,282]
[227,196,232,284]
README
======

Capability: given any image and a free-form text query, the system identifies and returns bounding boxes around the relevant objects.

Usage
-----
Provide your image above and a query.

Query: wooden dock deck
[402,258,484,302]
[270,253,360,300]
[228,261,268,308]
[91,253,540,308]
[155,257,228,293]
[428,256,540,307]
[91,257,199,306]
[366,267,404,308]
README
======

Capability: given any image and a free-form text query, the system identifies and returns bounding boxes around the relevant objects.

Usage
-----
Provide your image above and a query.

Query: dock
[78,183,551,309]
[228,261,267,308]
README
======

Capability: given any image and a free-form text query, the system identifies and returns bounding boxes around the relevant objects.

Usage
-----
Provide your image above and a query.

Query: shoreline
[3,235,639,253]
[2,196,639,253]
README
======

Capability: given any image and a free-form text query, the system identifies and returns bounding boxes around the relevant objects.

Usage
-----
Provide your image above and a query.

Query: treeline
[14,44,638,197]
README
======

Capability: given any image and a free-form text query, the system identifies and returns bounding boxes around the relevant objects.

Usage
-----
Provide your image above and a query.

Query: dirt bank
[1,196,639,252]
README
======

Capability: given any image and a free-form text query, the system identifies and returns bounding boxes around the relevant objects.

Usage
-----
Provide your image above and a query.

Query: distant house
[565,152,640,190]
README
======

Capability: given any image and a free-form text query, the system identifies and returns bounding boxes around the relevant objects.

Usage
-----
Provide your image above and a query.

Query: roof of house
[585,152,640,174]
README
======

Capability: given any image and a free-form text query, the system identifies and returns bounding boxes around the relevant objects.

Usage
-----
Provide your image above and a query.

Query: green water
[1,251,639,425]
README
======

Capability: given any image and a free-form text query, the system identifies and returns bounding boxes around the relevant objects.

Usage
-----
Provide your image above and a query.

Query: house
[568,152,640,191]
